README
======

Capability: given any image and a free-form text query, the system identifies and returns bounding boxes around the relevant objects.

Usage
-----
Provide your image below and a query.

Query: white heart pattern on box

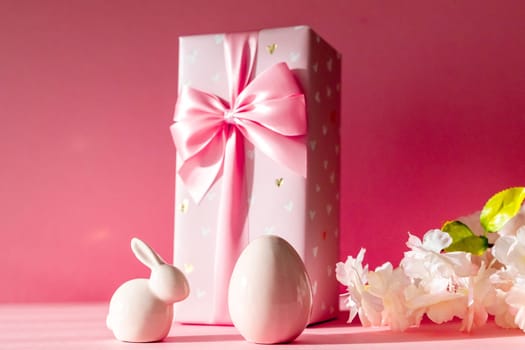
[207,191,216,201]
[211,72,221,82]
[326,58,333,72]
[313,246,319,257]
[196,289,206,299]
[309,210,316,221]
[289,51,300,62]
[186,50,197,64]
[214,34,224,44]
[284,200,294,212]
[264,226,275,234]
[200,227,211,237]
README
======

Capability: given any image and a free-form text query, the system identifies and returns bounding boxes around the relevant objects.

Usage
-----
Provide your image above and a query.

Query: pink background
[1,0,525,302]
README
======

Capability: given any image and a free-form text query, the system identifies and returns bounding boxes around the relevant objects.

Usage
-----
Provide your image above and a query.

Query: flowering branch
[336,187,525,332]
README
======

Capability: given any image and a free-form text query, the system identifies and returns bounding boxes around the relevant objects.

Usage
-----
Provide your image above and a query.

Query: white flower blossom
[499,205,525,236]
[487,289,517,329]
[505,276,525,331]
[335,248,383,326]
[487,266,519,328]
[367,262,411,331]
[459,262,497,332]
[405,280,466,325]
[401,230,474,283]
[400,230,495,330]
[492,226,525,273]
[335,213,525,334]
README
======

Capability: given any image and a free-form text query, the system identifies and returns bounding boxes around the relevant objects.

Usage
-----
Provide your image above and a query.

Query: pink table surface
[1,303,524,349]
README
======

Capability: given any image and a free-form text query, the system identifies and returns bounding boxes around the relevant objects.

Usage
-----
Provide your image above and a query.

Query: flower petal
[423,229,453,252]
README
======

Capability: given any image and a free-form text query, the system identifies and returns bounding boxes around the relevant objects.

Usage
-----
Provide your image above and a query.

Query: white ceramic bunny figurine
[106,237,190,342]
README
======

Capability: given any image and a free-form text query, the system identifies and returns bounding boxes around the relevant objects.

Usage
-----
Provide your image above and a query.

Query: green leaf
[480,187,525,233]
[442,220,489,255]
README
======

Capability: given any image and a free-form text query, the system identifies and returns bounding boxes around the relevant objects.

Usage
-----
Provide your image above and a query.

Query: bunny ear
[131,237,166,269]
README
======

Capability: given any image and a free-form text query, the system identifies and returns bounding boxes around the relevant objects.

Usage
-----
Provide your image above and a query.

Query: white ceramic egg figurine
[228,235,313,344]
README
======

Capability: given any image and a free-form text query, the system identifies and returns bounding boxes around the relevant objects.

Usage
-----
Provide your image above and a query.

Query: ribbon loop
[172,47,307,203]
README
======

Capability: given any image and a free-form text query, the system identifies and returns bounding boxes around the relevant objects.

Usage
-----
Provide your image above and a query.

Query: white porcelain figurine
[106,237,190,342]
[228,235,313,344]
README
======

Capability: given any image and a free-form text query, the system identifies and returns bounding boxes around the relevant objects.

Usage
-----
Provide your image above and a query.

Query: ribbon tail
[224,32,258,102]
[212,127,249,323]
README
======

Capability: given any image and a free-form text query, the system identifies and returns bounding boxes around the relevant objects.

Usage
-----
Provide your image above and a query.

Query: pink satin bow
[170,32,306,323]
